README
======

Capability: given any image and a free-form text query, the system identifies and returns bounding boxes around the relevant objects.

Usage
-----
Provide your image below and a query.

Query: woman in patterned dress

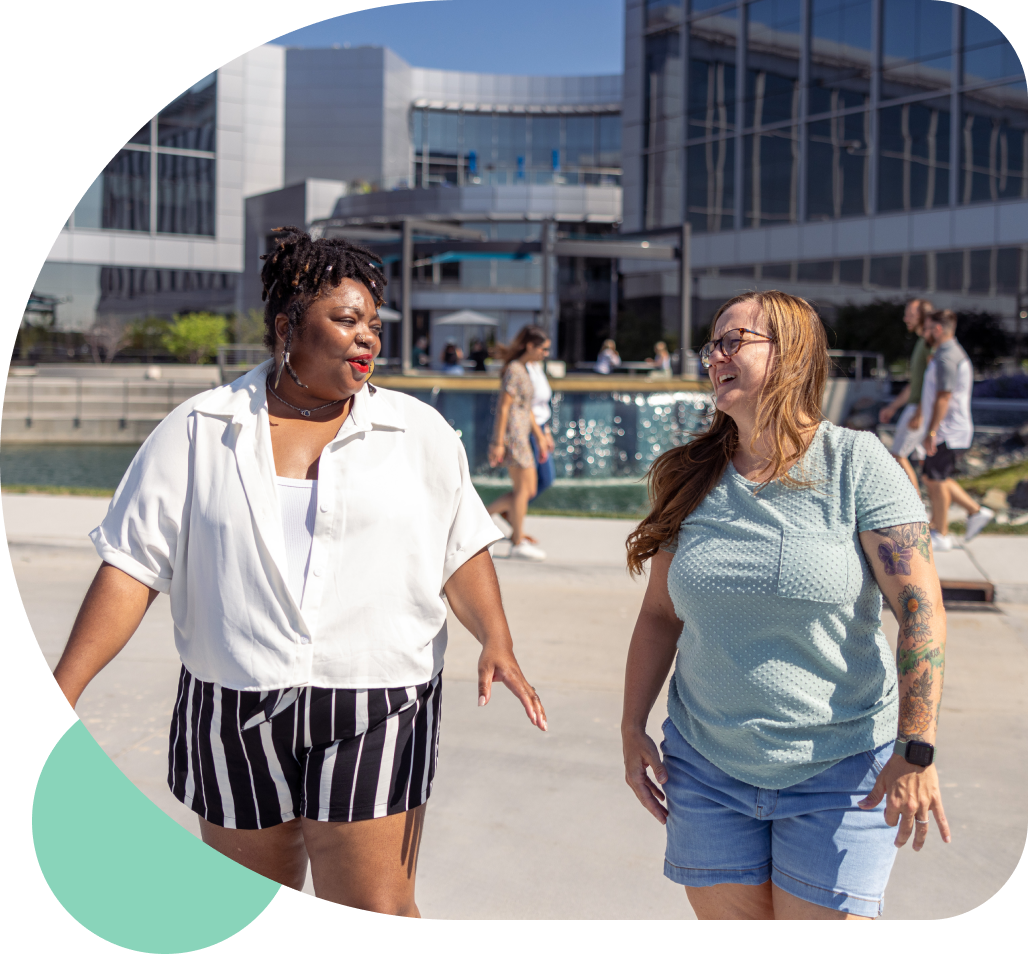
[487,325,551,561]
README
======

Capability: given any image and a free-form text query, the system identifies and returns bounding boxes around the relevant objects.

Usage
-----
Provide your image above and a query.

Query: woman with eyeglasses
[621,290,950,920]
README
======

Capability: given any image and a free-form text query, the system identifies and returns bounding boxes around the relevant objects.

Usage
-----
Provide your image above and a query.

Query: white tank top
[277,477,317,606]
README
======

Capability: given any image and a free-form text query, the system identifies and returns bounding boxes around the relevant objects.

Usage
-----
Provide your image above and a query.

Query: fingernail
[478,695,486,707]
[541,718,548,730]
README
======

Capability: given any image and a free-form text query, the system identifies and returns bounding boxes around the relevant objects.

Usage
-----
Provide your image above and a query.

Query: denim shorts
[660,717,898,918]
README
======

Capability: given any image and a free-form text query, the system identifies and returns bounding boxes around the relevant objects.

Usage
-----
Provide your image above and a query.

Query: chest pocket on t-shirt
[776,529,862,604]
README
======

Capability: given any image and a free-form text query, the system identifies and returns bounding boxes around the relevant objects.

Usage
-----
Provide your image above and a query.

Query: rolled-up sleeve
[441,435,505,585]
[90,404,195,592]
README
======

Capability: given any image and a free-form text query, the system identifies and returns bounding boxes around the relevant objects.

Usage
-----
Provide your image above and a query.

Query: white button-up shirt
[90,361,503,691]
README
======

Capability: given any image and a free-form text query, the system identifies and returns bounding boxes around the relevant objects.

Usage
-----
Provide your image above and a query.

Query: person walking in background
[595,338,621,374]
[441,340,465,375]
[648,341,673,379]
[622,290,950,920]
[51,227,546,917]
[412,334,430,368]
[879,299,933,491]
[525,339,556,503]
[486,325,552,561]
[920,309,993,550]
[469,337,490,372]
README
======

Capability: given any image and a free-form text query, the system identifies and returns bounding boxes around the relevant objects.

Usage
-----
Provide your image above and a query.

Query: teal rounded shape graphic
[33,721,279,953]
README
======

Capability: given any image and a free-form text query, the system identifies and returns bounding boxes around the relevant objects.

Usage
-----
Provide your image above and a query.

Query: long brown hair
[625,290,830,575]
[500,324,550,373]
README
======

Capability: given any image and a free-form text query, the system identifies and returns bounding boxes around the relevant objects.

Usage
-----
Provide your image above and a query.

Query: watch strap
[894,739,935,765]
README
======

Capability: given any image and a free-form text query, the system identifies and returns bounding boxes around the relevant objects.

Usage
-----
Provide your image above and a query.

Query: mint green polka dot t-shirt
[664,422,927,789]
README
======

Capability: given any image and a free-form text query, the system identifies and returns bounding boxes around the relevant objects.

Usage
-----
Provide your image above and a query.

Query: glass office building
[622,0,1028,328]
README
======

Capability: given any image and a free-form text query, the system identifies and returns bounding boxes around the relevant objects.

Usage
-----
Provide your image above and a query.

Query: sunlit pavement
[6,493,1027,920]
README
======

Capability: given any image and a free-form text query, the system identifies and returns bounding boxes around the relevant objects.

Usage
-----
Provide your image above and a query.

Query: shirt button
[312,566,322,577]
[320,501,330,513]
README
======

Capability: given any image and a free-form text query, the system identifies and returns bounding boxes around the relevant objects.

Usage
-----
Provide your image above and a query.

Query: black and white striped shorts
[167,666,442,829]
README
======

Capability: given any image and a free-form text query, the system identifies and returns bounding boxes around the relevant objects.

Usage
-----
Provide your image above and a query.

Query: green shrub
[161,312,229,364]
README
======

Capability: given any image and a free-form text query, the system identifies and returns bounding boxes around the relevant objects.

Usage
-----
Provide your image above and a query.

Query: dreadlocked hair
[259,226,387,377]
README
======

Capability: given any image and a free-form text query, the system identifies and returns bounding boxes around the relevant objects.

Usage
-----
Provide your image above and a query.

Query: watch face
[906,741,935,766]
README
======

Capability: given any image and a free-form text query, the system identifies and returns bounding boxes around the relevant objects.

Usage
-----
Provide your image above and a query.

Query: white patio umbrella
[433,309,500,327]
[376,306,401,322]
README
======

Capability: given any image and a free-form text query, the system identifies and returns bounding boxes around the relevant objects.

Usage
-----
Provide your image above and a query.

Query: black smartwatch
[894,739,935,767]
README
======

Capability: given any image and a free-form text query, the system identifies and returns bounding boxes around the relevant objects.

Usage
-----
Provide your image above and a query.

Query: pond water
[0,389,712,515]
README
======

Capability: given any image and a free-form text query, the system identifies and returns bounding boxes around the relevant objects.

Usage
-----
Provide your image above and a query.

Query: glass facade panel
[687,137,735,231]
[129,122,151,145]
[157,154,215,235]
[968,248,991,293]
[102,149,150,231]
[869,255,902,287]
[646,0,681,29]
[158,72,216,150]
[807,110,870,219]
[426,110,460,157]
[958,110,1023,203]
[532,116,562,171]
[73,172,104,229]
[810,0,872,102]
[797,260,834,281]
[996,247,1021,294]
[644,148,682,228]
[496,114,528,176]
[644,31,683,151]
[881,0,953,100]
[598,115,621,167]
[463,112,494,178]
[908,252,928,288]
[566,116,596,168]
[839,258,864,283]
[963,8,1023,85]
[744,126,799,226]
[936,250,963,290]
[878,98,950,212]
[688,57,737,139]
[748,0,801,41]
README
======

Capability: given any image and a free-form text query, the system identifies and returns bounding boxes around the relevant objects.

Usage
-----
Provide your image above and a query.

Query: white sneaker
[964,506,995,542]
[491,513,513,538]
[930,529,954,552]
[509,540,546,561]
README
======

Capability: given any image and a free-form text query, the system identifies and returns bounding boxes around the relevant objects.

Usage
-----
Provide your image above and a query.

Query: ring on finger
[915,818,930,826]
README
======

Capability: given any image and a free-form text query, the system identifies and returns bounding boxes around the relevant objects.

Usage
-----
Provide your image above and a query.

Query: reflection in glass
[598,115,621,168]
[566,116,596,168]
[908,253,928,289]
[969,248,991,293]
[996,248,1021,294]
[103,150,150,231]
[935,250,962,290]
[644,148,682,229]
[645,0,681,29]
[810,0,872,101]
[645,32,683,151]
[963,8,1024,85]
[747,0,802,65]
[869,256,902,287]
[687,137,735,232]
[496,114,528,171]
[129,123,151,145]
[157,154,215,235]
[839,259,864,283]
[158,73,216,150]
[881,0,953,99]
[807,109,870,219]
[532,116,561,171]
[878,99,950,212]
[745,127,799,226]
[960,84,1028,204]
[462,112,494,179]
[73,173,104,229]
[427,110,460,157]
[797,260,834,281]
[689,58,737,139]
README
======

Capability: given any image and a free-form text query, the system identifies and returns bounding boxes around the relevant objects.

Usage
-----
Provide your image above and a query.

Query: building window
[68,73,217,236]
[878,99,950,212]
[687,138,735,232]
[807,108,870,219]
[881,0,954,100]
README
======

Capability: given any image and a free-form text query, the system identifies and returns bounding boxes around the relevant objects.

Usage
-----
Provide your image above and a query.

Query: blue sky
[272,0,625,75]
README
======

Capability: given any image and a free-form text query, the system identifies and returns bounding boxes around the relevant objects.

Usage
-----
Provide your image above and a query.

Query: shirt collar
[193,358,406,431]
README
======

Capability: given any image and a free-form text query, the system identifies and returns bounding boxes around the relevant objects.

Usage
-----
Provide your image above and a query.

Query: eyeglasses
[699,328,774,369]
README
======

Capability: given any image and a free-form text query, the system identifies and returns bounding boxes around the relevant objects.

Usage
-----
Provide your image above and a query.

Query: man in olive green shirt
[879,299,933,490]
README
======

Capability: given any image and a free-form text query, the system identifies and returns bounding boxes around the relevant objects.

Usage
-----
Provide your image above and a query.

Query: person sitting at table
[596,339,621,374]
[441,340,465,375]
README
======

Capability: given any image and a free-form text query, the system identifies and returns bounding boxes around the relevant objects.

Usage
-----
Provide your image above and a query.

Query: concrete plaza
[5,492,1027,920]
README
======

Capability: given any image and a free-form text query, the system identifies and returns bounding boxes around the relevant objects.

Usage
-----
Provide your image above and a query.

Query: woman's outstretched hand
[622,727,669,823]
[478,643,547,731]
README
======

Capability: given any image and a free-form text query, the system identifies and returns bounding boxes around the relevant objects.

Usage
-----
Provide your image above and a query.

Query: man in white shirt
[920,309,993,550]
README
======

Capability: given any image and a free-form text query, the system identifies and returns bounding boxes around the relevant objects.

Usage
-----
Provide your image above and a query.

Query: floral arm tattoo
[863,522,945,744]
